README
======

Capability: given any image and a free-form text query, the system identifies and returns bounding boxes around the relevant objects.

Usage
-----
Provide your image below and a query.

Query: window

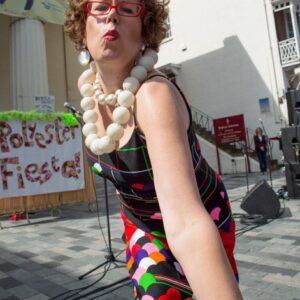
[165,16,172,40]
[285,10,294,38]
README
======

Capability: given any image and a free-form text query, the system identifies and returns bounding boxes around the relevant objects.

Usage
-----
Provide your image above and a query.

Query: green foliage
[0,111,78,126]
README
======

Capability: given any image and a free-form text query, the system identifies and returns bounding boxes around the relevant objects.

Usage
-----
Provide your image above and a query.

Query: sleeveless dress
[86,78,238,300]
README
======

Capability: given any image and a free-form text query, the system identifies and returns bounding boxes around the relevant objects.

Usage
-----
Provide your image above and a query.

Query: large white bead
[106,123,124,141]
[115,89,123,96]
[85,133,98,148]
[81,97,95,111]
[78,69,96,85]
[97,136,116,153]
[97,94,106,105]
[105,94,117,106]
[82,123,98,136]
[83,110,98,123]
[138,55,155,72]
[80,83,94,97]
[131,65,148,83]
[94,89,101,98]
[123,77,140,94]
[144,48,158,64]
[90,138,104,155]
[93,84,100,92]
[113,107,131,125]
[117,90,135,108]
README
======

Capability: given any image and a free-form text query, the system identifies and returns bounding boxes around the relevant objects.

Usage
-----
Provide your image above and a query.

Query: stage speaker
[281,127,300,164]
[240,180,280,219]
[284,163,300,199]
[286,89,300,125]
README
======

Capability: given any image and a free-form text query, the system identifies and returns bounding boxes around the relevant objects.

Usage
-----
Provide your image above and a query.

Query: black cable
[231,196,245,203]
[71,272,130,300]
[235,223,265,238]
[51,251,129,300]
[51,262,112,300]
[232,213,245,218]
[236,217,276,238]
[239,214,267,225]
[93,176,109,250]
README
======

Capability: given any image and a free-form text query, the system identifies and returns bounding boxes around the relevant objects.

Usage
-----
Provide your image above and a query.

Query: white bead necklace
[78,48,158,155]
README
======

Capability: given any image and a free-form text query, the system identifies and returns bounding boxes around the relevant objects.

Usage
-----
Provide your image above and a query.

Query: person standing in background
[254,127,268,174]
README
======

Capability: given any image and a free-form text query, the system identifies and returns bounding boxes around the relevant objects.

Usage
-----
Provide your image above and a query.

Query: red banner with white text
[213,114,246,145]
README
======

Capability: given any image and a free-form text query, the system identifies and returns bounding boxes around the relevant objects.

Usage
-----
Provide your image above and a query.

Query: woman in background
[254,127,268,174]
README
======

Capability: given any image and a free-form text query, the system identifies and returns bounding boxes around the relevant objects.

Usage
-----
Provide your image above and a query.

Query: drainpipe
[290,2,300,57]
[263,0,283,123]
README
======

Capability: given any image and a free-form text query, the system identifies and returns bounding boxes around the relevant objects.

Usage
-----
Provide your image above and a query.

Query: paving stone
[110,284,134,299]
[16,252,37,259]
[40,261,61,269]
[0,271,8,280]
[68,245,89,251]
[0,263,19,273]
[0,287,13,300]
[33,268,58,278]
[8,285,39,299]
[1,296,20,300]
[0,277,22,290]
[23,294,50,300]
[52,255,71,262]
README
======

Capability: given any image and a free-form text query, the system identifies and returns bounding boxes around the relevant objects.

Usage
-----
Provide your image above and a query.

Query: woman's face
[256,128,262,135]
[85,0,144,68]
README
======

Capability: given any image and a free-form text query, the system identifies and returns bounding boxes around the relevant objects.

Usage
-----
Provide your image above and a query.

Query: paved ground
[0,170,299,300]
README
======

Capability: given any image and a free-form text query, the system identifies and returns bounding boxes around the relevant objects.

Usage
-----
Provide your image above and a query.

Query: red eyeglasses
[84,1,145,17]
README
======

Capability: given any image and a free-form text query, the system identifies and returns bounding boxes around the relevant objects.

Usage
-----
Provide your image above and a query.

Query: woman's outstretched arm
[136,76,243,300]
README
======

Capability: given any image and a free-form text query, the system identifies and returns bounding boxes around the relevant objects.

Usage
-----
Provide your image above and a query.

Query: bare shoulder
[137,71,176,101]
[135,72,189,132]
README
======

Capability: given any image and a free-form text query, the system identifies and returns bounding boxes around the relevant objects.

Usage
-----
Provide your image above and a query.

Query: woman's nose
[106,6,119,24]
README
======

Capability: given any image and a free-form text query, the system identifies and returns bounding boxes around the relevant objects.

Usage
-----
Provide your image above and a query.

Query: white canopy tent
[0,0,67,25]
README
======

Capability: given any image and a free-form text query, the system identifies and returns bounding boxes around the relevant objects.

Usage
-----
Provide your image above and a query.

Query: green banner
[0,0,68,25]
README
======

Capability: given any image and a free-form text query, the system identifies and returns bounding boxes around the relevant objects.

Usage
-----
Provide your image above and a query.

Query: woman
[65,1,243,299]
[254,127,268,174]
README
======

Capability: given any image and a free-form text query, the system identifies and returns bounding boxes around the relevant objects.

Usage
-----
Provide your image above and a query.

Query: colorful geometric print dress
[86,77,238,300]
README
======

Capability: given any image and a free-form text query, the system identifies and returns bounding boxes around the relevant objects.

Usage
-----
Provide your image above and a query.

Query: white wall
[157,0,288,160]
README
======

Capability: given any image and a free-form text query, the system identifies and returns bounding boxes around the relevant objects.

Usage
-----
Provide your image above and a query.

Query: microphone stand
[259,121,273,188]
[242,144,250,193]
[64,104,130,290]
[78,177,127,281]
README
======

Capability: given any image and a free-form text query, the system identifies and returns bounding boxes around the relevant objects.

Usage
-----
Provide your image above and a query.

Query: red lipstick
[104,30,120,41]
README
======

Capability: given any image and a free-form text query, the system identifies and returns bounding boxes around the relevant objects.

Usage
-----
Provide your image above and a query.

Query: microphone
[64,102,82,117]
[258,118,263,125]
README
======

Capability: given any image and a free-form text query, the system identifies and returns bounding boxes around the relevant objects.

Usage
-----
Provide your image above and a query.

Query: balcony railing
[279,37,300,66]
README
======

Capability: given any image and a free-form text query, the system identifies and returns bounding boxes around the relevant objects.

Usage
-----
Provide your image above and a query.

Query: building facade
[157,0,300,162]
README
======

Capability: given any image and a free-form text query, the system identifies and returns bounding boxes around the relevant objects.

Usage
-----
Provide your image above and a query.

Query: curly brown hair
[64,0,169,52]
